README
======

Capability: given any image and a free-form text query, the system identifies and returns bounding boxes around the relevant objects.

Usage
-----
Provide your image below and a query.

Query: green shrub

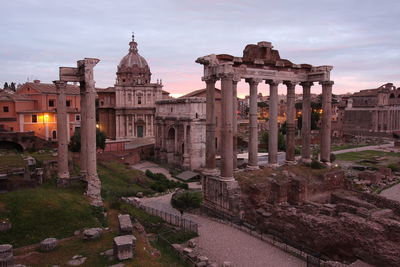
[330,153,336,163]
[171,190,203,215]
[387,163,400,172]
[310,160,326,169]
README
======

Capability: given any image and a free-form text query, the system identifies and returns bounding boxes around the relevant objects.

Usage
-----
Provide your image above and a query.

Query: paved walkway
[141,194,306,267]
[332,142,394,155]
[380,183,400,202]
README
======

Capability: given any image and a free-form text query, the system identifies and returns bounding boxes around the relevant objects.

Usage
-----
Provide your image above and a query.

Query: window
[128,93,132,101]
[52,130,57,140]
[75,114,80,121]
[138,96,142,105]
[49,99,55,107]
[32,115,37,123]
[66,100,71,107]
[3,106,9,112]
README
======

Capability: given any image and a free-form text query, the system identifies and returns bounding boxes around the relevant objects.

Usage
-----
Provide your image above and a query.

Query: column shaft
[301,82,313,161]
[285,81,296,162]
[205,77,217,170]
[320,81,334,162]
[79,87,87,177]
[54,81,70,179]
[86,81,97,179]
[232,79,239,169]
[220,75,234,178]
[268,81,279,165]
[246,79,260,167]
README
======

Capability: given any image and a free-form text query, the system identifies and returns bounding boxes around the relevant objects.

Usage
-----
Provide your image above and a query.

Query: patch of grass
[0,185,101,247]
[335,150,400,162]
[331,143,371,151]
[0,152,24,172]
[98,161,153,202]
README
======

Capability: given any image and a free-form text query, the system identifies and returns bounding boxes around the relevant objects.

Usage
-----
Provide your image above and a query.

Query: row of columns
[204,74,334,179]
[55,58,102,206]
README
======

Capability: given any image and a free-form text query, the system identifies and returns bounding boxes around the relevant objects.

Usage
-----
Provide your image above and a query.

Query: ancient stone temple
[196,41,334,218]
[154,97,206,170]
[97,36,169,140]
[343,83,400,137]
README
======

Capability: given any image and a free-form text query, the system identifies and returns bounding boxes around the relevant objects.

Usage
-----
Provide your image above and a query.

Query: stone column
[232,76,240,170]
[285,81,296,163]
[79,83,87,178]
[300,82,313,162]
[267,80,280,166]
[79,58,103,206]
[320,81,334,163]
[220,73,234,179]
[183,123,190,168]
[54,80,70,182]
[246,78,261,169]
[205,77,218,173]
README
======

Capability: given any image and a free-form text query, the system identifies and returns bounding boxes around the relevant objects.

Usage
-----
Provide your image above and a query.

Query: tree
[259,131,286,151]
[70,128,106,152]
[171,190,203,216]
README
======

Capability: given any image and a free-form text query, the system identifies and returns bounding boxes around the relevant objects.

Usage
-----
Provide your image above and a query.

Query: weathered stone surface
[172,244,182,252]
[83,228,102,240]
[118,214,133,234]
[0,244,13,267]
[113,235,136,261]
[66,255,87,266]
[222,261,233,267]
[40,237,57,251]
[182,247,193,255]
[188,239,196,248]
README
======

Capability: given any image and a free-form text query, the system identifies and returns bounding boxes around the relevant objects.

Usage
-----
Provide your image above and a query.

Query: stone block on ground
[118,214,133,234]
[0,244,13,267]
[222,261,233,267]
[108,264,125,267]
[83,228,102,240]
[172,244,183,252]
[66,255,87,266]
[198,256,209,264]
[183,247,193,254]
[188,238,197,248]
[40,237,57,251]
[113,235,136,261]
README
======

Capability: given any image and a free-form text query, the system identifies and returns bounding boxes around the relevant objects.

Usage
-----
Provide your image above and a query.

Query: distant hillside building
[97,37,169,140]
[343,83,400,137]
[0,80,81,141]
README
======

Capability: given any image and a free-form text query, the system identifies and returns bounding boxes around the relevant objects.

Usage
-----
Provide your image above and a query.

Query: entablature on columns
[196,42,333,84]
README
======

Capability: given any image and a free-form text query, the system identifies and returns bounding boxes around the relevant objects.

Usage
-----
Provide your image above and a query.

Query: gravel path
[380,183,400,202]
[141,194,305,267]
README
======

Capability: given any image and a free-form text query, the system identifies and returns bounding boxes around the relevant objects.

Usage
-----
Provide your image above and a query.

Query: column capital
[265,80,281,86]
[218,72,234,80]
[202,76,218,83]
[284,81,297,88]
[245,78,263,85]
[300,81,314,87]
[319,80,334,86]
[232,74,241,84]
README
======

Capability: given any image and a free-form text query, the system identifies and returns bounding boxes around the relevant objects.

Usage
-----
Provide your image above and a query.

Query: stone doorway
[137,126,143,137]
[166,127,175,164]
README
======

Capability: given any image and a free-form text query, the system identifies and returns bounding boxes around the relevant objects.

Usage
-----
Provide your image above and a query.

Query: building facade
[154,97,206,170]
[0,80,81,141]
[343,83,400,137]
[98,37,169,140]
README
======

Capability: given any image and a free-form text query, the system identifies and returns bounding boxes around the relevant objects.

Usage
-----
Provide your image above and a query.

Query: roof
[175,171,200,181]
[352,89,380,97]
[0,91,32,102]
[97,87,115,93]
[180,88,221,98]
[20,82,80,95]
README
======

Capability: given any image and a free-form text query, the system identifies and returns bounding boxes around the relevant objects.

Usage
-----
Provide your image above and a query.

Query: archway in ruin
[166,127,176,164]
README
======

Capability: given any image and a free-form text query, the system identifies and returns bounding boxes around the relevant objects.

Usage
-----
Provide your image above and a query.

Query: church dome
[116,36,151,86]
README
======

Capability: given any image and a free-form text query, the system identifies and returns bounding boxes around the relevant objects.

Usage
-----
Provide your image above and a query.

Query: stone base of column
[202,168,220,176]
[284,160,297,166]
[58,172,70,180]
[80,171,87,181]
[301,158,312,164]
[321,161,332,168]
[266,163,279,169]
[246,165,259,171]
[201,175,243,220]
[86,174,103,207]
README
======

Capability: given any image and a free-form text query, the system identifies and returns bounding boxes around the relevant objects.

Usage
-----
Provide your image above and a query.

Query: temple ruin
[196,41,334,217]
[55,58,103,206]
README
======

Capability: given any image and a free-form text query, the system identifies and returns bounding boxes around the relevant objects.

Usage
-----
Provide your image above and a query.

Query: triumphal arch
[196,41,333,217]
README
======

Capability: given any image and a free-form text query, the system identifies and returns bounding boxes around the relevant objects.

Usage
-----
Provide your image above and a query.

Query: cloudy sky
[1,0,399,97]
